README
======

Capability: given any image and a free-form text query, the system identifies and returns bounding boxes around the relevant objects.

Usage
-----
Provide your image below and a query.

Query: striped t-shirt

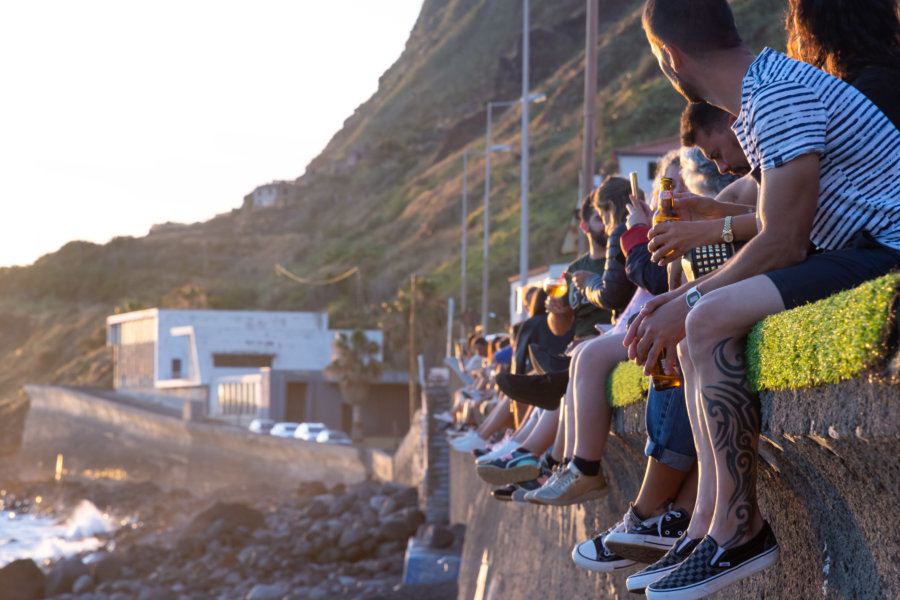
[732,48,900,251]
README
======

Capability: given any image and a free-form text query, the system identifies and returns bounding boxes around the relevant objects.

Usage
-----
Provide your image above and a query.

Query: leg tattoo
[703,338,761,548]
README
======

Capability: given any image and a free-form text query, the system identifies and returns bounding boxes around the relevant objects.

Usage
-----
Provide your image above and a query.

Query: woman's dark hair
[528,287,549,317]
[592,177,631,229]
[786,0,900,81]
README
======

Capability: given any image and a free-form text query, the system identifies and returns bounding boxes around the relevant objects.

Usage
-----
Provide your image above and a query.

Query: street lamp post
[519,0,531,290]
[481,93,546,334]
[461,145,509,337]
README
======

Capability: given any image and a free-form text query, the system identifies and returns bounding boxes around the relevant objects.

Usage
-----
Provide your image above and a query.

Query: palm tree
[325,329,383,442]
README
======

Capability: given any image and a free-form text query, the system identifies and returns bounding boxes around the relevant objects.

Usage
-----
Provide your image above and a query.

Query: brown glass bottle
[650,176,682,391]
[650,349,682,391]
[652,177,678,226]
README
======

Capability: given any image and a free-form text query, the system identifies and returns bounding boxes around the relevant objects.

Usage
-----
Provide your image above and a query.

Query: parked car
[294,422,327,441]
[269,422,300,438]
[315,429,352,445]
[248,418,275,434]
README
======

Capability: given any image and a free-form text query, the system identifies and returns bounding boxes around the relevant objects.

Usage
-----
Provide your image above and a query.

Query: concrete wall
[451,377,900,600]
[20,385,389,494]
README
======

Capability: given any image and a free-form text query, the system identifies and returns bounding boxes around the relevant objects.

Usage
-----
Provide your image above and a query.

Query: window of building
[212,354,274,368]
[172,358,182,379]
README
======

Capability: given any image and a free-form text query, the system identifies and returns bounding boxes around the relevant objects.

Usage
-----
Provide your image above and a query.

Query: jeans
[644,383,696,472]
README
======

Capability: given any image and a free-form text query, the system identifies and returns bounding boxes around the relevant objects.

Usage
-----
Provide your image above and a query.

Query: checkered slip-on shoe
[626,534,701,593]
[645,521,779,600]
[606,505,690,563]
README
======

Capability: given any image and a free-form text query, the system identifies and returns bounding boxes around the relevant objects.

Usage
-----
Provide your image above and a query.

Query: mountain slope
[0,0,787,405]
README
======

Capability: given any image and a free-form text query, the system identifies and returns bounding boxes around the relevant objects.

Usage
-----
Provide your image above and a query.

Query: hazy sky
[0,1,423,268]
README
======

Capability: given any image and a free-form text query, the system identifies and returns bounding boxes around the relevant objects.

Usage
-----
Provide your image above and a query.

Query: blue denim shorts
[644,384,696,472]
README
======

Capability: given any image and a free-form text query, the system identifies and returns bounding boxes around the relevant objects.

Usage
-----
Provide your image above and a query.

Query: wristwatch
[722,215,734,243]
[685,286,703,309]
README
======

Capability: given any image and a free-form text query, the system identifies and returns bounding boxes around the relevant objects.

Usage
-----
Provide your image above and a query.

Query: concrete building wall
[616,154,658,196]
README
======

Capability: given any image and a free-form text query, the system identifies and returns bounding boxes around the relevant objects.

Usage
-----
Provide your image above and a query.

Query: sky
[0,1,424,268]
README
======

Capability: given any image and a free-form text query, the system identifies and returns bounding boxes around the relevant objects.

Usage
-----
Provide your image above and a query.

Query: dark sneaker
[645,521,779,599]
[605,505,690,563]
[511,468,551,504]
[490,484,516,502]
[571,519,637,573]
[475,450,541,486]
[626,534,701,593]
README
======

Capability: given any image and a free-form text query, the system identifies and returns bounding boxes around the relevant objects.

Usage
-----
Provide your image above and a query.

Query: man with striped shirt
[621,0,900,598]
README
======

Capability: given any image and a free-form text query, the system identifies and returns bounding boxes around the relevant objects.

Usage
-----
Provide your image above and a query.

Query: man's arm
[626,153,820,371]
[547,296,575,336]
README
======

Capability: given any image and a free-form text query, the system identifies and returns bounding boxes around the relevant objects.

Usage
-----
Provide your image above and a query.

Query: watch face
[723,232,734,243]
[686,289,702,307]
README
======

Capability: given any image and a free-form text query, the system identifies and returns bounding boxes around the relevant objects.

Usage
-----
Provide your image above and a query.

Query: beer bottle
[650,176,682,391]
[650,349,682,391]
[653,177,678,225]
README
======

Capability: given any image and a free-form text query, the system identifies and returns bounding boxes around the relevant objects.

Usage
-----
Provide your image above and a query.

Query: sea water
[0,500,117,567]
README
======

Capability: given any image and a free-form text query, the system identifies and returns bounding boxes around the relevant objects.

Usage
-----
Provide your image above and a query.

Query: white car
[248,418,275,434]
[315,429,352,445]
[294,422,327,441]
[269,422,300,438]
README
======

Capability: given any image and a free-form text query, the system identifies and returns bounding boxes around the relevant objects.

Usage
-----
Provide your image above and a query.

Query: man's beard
[661,60,704,103]
[589,228,608,248]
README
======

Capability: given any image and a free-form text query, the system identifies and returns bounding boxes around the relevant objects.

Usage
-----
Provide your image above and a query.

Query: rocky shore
[0,477,461,600]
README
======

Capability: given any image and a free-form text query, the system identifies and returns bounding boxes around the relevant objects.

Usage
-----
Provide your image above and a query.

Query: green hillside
[0,0,787,414]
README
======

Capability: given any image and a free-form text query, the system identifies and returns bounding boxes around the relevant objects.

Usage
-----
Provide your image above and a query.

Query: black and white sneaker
[626,534,701,593]
[490,484,516,502]
[605,504,690,563]
[645,521,779,599]
[571,520,637,573]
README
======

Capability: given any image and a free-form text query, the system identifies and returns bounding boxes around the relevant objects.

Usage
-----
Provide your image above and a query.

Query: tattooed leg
[683,275,784,548]
[703,337,762,547]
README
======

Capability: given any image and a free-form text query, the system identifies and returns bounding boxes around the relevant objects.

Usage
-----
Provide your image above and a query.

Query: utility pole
[408,274,417,425]
[580,0,599,256]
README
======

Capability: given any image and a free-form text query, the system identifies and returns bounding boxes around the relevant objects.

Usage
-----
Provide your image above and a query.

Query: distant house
[106,309,409,435]
[614,135,681,196]
[243,181,295,210]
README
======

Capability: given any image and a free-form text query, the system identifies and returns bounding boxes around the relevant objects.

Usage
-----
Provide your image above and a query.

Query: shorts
[644,383,696,472]
[765,230,900,309]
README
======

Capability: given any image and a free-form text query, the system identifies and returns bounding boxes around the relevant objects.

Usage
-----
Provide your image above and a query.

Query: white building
[614,135,681,197]
[106,309,408,434]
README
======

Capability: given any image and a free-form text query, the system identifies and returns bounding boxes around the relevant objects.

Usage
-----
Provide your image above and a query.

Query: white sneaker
[475,437,519,465]
[451,430,487,452]
[432,411,455,424]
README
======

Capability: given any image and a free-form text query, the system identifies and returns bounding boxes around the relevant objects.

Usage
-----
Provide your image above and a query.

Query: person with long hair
[786,0,900,127]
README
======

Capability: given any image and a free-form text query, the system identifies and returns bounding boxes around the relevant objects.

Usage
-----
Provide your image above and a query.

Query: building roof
[614,135,681,157]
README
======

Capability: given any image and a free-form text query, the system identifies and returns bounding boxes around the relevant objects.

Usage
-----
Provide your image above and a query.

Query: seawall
[18,385,398,494]
[450,376,900,599]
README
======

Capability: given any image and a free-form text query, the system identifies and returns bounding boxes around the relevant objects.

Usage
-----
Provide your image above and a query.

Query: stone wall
[450,376,900,600]
[19,386,380,493]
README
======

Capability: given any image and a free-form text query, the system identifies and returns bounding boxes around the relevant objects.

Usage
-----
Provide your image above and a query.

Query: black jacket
[581,224,636,316]
[624,241,669,295]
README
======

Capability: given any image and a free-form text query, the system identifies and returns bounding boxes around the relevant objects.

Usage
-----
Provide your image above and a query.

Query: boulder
[0,559,45,600]
[180,501,265,539]
[72,573,96,594]
[338,526,368,551]
[418,523,455,549]
[379,519,410,542]
[396,507,426,536]
[45,556,90,595]
[246,582,287,600]
[85,550,124,583]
